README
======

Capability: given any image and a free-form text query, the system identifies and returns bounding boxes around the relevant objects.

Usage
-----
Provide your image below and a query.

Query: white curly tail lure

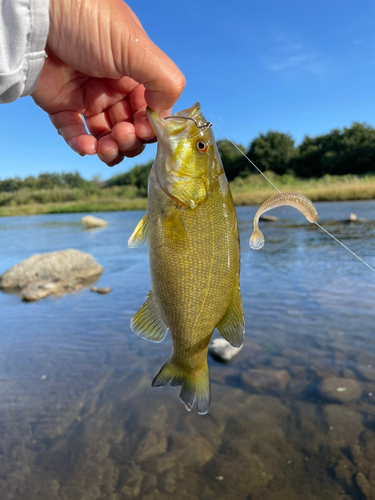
[213,123,375,274]
[249,192,318,250]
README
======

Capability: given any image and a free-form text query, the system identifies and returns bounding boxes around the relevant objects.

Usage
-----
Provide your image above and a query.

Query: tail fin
[152,359,211,415]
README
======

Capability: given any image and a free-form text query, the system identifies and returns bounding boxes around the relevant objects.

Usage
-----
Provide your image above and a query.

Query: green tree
[106,160,153,196]
[293,122,375,177]
[0,177,22,192]
[36,173,63,189]
[216,140,246,181]
[247,131,296,175]
[61,171,89,189]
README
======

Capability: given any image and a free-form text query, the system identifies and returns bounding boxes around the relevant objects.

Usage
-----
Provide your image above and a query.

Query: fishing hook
[164,116,213,131]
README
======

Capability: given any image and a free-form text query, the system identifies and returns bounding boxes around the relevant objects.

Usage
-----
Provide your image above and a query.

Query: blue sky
[1,0,374,181]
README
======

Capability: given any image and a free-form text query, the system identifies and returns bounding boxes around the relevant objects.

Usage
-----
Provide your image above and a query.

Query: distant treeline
[218,122,375,181]
[0,171,94,192]
[1,122,374,199]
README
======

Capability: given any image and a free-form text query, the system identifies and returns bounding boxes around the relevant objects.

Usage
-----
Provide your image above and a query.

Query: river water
[0,200,375,500]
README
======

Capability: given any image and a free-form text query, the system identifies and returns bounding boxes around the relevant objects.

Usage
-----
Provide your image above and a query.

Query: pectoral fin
[217,285,244,348]
[128,213,149,248]
[130,291,168,342]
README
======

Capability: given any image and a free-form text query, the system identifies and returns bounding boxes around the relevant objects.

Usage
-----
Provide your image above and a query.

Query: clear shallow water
[0,201,375,500]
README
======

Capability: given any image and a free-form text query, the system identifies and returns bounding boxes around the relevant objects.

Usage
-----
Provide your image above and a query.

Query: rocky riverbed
[0,332,374,500]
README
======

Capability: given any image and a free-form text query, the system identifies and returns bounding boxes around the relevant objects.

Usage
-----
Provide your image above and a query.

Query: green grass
[0,197,148,217]
[0,173,374,217]
[230,172,375,205]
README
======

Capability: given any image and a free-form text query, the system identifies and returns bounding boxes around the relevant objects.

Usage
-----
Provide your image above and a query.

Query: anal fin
[217,284,244,348]
[130,291,168,343]
[128,212,149,248]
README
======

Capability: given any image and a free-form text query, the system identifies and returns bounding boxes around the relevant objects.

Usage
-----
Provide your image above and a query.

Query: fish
[249,192,319,250]
[128,103,244,414]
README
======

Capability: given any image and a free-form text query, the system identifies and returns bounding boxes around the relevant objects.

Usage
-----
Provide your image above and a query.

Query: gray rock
[342,213,366,223]
[319,376,362,403]
[81,215,109,228]
[0,249,103,301]
[91,286,112,294]
[21,280,65,302]
[209,338,243,363]
[260,214,278,222]
[242,368,291,393]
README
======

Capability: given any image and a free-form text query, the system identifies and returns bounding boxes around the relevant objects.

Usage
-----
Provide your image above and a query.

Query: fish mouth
[146,104,212,142]
[168,102,212,130]
[146,108,168,140]
[174,102,201,119]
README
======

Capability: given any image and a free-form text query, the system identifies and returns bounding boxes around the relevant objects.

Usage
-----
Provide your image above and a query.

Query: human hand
[32,0,185,166]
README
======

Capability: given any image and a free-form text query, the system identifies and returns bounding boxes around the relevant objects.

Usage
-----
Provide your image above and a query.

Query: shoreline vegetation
[1,121,375,217]
[1,172,375,217]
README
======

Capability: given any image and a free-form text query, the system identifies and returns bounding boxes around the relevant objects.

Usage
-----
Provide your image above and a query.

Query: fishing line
[213,122,375,274]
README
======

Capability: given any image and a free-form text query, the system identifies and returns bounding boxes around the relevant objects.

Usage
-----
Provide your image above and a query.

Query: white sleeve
[0,0,50,103]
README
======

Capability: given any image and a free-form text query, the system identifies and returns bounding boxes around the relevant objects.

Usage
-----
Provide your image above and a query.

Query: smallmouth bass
[128,103,244,414]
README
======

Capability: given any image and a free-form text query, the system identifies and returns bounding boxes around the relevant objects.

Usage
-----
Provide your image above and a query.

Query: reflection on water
[0,201,375,500]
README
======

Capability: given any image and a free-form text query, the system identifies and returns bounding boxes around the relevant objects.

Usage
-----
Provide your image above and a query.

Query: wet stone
[260,214,278,222]
[209,338,243,363]
[241,369,291,394]
[369,466,375,487]
[81,215,109,228]
[334,455,357,484]
[357,365,375,382]
[0,249,103,301]
[269,356,290,369]
[135,431,167,462]
[355,472,375,500]
[323,404,364,450]
[319,376,363,403]
[91,286,112,294]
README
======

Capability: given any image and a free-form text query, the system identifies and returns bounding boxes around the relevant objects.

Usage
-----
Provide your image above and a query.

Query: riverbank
[0,173,374,217]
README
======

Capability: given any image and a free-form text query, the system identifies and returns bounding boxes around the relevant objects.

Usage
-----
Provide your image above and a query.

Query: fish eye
[196,140,209,153]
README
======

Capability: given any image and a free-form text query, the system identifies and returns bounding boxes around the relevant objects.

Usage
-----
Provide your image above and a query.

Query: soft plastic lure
[250,192,319,250]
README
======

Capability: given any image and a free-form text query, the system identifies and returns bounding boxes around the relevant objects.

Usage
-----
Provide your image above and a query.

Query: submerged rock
[319,376,362,403]
[355,472,375,500]
[242,368,291,393]
[81,215,109,228]
[22,280,65,302]
[209,338,243,363]
[0,249,103,301]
